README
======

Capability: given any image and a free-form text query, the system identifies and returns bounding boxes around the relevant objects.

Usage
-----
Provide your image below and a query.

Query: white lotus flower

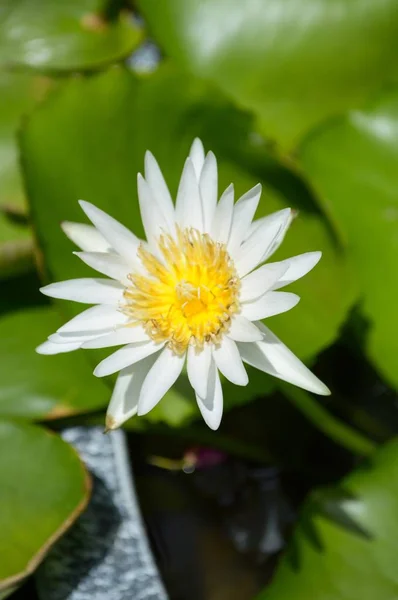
[37,139,330,430]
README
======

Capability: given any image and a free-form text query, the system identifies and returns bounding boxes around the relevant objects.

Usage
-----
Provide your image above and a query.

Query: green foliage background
[0,0,397,597]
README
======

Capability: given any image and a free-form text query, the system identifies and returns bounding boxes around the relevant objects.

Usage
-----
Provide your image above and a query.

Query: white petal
[79,200,140,262]
[271,252,322,290]
[40,278,123,304]
[36,340,81,355]
[57,305,127,333]
[61,222,111,252]
[227,184,262,257]
[200,152,218,232]
[263,209,294,263]
[227,315,263,342]
[106,354,158,430]
[187,343,212,398]
[241,291,300,321]
[238,323,330,395]
[212,337,248,386]
[74,252,130,283]
[211,184,234,244]
[240,263,289,302]
[189,138,205,179]
[195,358,223,430]
[235,209,291,277]
[94,341,163,377]
[82,326,150,349]
[137,174,171,247]
[248,209,295,260]
[49,331,110,344]
[175,158,204,231]
[137,347,185,415]
[144,151,175,230]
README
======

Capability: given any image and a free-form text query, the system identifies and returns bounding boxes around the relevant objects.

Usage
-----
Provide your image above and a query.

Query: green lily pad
[257,438,398,600]
[0,277,110,419]
[0,0,142,72]
[140,0,398,149]
[0,72,42,210]
[299,90,398,388]
[0,420,90,591]
[20,66,356,423]
[0,72,47,279]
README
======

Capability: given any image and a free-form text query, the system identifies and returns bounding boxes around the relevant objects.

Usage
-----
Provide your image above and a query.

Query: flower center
[122,227,240,354]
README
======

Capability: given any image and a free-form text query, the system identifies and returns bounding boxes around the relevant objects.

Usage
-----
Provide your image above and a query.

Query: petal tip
[93,365,104,377]
[203,411,222,430]
[316,382,332,396]
[104,414,119,432]
[78,199,97,216]
[136,405,147,417]
[191,137,204,150]
[60,220,72,233]
[35,342,48,354]
[39,285,51,296]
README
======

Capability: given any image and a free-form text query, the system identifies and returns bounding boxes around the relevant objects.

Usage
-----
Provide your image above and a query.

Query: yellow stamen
[122,227,240,354]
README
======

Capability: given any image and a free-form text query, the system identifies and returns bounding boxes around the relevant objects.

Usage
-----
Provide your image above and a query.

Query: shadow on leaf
[287,484,373,571]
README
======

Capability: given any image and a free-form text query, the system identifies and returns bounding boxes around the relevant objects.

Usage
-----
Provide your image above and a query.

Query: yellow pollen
[122,227,240,354]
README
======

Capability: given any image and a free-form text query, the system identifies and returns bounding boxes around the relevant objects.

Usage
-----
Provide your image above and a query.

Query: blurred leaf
[140,0,398,149]
[299,89,398,388]
[0,587,17,599]
[0,237,35,280]
[0,0,141,72]
[0,72,41,209]
[257,438,398,599]
[20,66,356,423]
[308,486,373,540]
[0,420,90,591]
[0,72,46,278]
[0,302,110,420]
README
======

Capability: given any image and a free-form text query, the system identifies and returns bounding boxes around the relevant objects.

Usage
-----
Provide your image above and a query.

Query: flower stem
[280,384,377,457]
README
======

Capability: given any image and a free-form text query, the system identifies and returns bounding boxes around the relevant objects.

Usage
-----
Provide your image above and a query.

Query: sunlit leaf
[140,0,398,149]
[299,89,398,388]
